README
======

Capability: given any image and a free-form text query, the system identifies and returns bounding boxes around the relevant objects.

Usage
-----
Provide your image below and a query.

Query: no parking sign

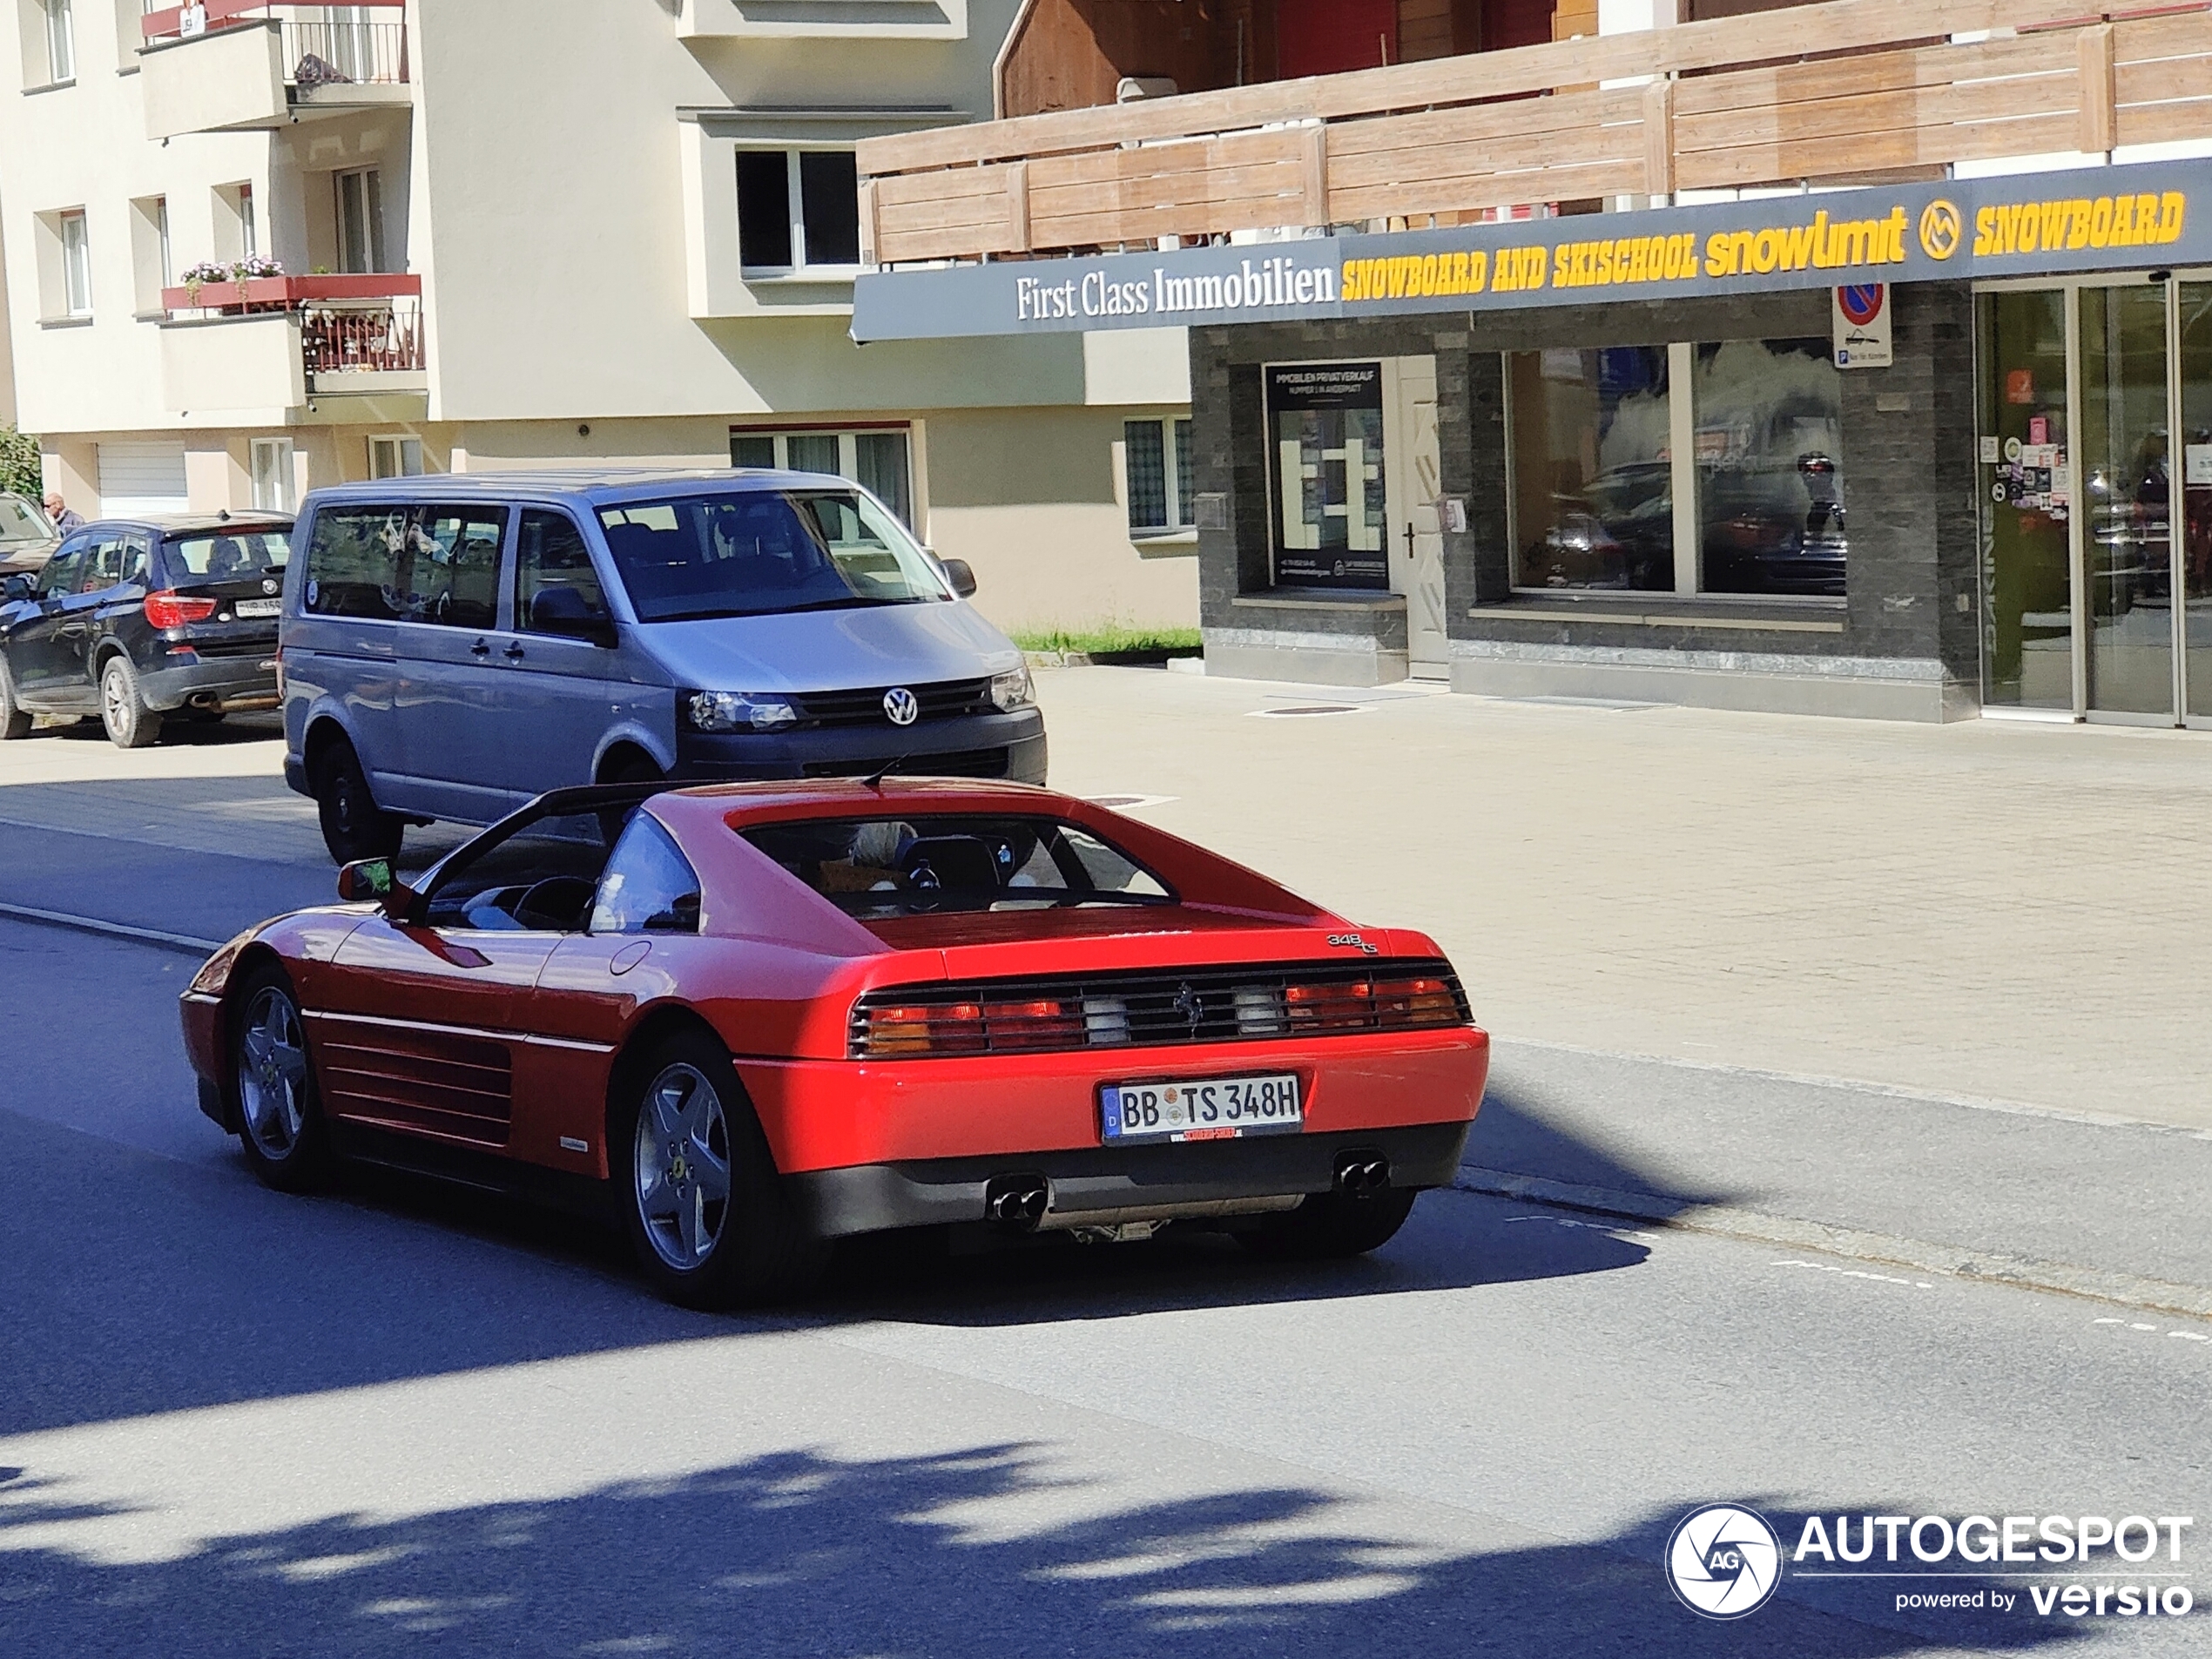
[1832,283,1892,368]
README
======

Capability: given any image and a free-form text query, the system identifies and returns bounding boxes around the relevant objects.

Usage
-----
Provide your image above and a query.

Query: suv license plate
[234,597,281,618]
[1101,1073,1302,1144]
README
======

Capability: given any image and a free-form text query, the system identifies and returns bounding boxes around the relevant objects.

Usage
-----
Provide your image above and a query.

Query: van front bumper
[673,708,1047,786]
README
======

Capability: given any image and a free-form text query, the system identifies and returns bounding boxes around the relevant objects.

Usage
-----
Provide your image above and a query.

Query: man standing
[42,493,84,535]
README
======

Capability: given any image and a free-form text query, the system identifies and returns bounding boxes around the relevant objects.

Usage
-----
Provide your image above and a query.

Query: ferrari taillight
[1373,976,1459,1028]
[980,998,1082,1051]
[865,1002,986,1057]
[144,590,218,629]
[1285,981,1374,1032]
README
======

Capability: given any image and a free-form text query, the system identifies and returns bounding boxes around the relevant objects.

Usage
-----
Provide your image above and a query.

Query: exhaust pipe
[1334,1151,1391,1195]
[984,1174,1049,1231]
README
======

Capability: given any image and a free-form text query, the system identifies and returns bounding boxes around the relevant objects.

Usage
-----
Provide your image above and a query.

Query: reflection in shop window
[1508,347,1673,591]
[1694,338,1846,597]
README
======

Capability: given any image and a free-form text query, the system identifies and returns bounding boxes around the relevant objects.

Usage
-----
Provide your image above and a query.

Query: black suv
[0,513,293,747]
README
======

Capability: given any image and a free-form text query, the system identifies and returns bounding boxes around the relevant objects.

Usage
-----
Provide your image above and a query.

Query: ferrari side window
[590,814,701,935]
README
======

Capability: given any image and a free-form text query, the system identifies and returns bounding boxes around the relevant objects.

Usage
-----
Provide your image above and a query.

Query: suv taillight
[144,590,217,629]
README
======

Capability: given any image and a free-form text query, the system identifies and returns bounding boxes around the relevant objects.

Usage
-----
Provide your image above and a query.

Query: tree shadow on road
[0,1453,2091,1659]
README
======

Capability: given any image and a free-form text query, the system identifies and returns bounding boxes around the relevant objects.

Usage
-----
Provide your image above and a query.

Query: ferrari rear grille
[792,677,993,728]
[848,960,1470,1059]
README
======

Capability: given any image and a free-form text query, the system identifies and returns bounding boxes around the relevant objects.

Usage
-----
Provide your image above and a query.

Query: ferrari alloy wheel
[615,1030,826,1309]
[633,1062,732,1271]
[232,967,334,1191]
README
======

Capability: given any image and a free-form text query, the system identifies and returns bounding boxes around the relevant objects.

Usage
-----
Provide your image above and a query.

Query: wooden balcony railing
[855,0,2212,266]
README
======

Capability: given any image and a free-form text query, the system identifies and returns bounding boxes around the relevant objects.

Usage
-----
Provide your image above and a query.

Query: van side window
[516,509,610,634]
[304,505,509,627]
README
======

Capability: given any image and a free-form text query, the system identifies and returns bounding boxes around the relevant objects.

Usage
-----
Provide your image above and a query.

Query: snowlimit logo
[1666,1504,1784,1620]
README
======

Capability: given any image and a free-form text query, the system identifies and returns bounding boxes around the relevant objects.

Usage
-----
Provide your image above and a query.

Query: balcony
[854,0,2212,265]
[158,275,426,415]
[138,1,409,142]
[678,0,966,42]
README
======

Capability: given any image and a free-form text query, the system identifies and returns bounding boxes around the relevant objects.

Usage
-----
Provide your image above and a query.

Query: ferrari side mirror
[337,858,412,917]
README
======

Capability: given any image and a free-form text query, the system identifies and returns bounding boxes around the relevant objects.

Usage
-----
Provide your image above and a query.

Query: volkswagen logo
[883,687,920,727]
[1665,1504,1783,1621]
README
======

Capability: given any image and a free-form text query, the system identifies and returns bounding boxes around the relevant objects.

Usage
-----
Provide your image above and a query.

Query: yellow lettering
[2090,196,2114,248]
[1704,232,1735,277]
[2113,195,2136,246]
[1972,206,1996,257]
[1781,222,1819,271]
[2067,199,2092,250]
[2160,192,2186,244]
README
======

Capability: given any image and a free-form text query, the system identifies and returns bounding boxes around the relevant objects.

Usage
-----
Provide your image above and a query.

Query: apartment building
[0,0,1200,630]
[856,0,2212,727]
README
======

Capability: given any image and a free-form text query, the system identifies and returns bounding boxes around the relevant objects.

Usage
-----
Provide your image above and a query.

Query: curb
[1451,1164,2212,1322]
[0,900,222,958]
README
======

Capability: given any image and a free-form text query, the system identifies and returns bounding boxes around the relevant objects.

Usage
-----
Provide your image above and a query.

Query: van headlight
[989,667,1033,711]
[685,691,799,732]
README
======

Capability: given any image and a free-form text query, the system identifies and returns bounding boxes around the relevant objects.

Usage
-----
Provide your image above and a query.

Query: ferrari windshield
[597,489,949,623]
[745,815,1172,917]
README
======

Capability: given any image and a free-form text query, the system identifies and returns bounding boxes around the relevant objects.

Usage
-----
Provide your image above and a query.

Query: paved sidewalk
[1035,668,2212,1131]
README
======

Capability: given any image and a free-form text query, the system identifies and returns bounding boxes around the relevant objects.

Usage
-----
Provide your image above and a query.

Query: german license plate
[234,597,281,618]
[1100,1073,1302,1144]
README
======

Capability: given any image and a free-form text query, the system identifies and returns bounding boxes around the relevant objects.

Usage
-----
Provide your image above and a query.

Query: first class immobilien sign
[851,158,2209,342]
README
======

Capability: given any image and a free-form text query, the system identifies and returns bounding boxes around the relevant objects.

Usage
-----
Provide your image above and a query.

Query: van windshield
[597,490,949,623]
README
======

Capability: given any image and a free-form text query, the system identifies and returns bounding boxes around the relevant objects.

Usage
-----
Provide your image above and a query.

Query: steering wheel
[513,876,597,933]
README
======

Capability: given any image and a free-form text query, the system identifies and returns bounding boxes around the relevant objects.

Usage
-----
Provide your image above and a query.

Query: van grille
[790,678,993,728]
[804,746,1008,779]
[849,960,1470,1059]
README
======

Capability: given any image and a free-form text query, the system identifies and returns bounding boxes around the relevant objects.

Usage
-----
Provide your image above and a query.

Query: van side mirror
[939,556,978,599]
[337,857,412,917]
[529,585,618,647]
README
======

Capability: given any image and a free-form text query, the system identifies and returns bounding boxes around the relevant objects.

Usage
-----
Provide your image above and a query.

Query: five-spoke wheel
[633,1062,733,1271]
[230,966,333,1190]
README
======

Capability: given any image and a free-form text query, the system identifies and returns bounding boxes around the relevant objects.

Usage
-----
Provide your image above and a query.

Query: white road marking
[1772,1258,1933,1290]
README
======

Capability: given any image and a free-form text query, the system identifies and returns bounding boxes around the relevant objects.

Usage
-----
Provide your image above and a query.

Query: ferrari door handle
[469,638,490,657]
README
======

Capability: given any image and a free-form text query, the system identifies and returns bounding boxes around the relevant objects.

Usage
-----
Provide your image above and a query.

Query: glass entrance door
[2180,283,2212,724]
[1978,289,2075,711]
[2080,284,2176,718]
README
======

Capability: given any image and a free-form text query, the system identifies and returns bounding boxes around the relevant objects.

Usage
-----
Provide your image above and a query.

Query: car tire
[231,964,336,1193]
[98,656,163,749]
[0,659,29,741]
[1243,1188,1417,1261]
[311,738,404,865]
[614,1028,826,1310]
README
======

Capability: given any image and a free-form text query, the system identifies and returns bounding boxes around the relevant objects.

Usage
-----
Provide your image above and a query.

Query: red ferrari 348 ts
[180,779,1489,1306]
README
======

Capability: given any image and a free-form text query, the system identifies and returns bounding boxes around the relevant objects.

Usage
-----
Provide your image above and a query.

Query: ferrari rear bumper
[786,1119,1471,1238]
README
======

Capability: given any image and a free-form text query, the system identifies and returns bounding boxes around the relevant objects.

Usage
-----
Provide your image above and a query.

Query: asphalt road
[2,726,2209,1655]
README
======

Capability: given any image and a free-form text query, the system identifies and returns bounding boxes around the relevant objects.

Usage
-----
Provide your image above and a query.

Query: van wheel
[0,660,30,740]
[99,657,164,749]
[312,738,403,865]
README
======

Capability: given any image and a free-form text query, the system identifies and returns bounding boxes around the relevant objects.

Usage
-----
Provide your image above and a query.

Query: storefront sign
[1832,283,1892,369]
[853,159,2212,342]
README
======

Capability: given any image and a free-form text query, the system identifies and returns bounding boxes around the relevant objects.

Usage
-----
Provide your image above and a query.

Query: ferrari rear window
[744,815,1171,918]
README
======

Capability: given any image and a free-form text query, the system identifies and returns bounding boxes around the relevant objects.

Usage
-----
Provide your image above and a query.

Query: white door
[1385,357,1448,675]
[97,441,189,516]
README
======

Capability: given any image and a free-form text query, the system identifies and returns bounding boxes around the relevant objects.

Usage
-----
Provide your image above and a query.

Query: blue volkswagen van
[279,469,1044,862]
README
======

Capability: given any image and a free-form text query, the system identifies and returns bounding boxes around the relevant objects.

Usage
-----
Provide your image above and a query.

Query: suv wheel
[311,738,404,864]
[99,656,164,749]
[0,659,29,741]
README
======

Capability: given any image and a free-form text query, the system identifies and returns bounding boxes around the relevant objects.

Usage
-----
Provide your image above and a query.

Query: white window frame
[43,0,73,85]
[59,208,91,318]
[1123,415,1195,538]
[334,166,385,274]
[735,148,862,279]
[728,424,914,523]
[368,435,423,479]
[251,437,296,512]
